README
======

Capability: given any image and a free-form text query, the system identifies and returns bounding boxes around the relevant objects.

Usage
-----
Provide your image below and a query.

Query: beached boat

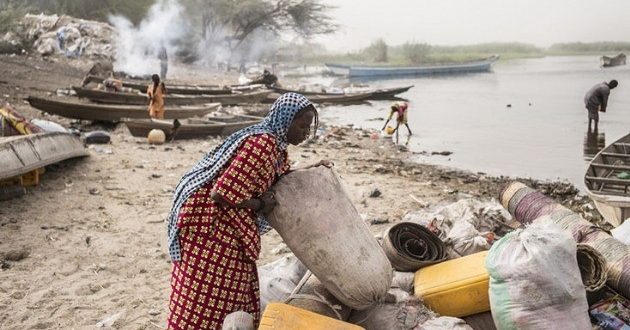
[123,114,262,140]
[72,86,272,106]
[325,55,500,78]
[27,96,220,122]
[83,75,265,95]
[264,91,373,104]
[0,132,89,181]
[601,53,626,68]
[584,132,630,227]
[271,85,413,100]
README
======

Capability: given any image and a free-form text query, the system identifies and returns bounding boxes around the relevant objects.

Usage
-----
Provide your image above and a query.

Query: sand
[0,54,596,329]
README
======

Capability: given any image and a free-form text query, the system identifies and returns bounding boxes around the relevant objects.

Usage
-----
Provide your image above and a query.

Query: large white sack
[486,219,591,330]
[268,167,393,310]
[258,254,307,312]
[611,220,630,245]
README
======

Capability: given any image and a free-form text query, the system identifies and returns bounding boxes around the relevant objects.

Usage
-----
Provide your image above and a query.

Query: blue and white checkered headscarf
[167,93,312,261]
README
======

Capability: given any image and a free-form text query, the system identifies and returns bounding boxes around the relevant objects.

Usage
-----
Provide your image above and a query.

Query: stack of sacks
[402,198,511,257]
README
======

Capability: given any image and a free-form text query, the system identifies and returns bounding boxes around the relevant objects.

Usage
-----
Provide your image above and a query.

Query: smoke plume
[109,0,187,76]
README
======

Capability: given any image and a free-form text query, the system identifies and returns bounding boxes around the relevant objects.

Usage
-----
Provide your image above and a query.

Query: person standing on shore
[166,93,332,329]
[584,80,618,131]
[158,45,168,80]
[382,101,413,144]
[147,74,166,119]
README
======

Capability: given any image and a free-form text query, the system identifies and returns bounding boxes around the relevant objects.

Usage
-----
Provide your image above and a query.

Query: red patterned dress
[168,134,289,330]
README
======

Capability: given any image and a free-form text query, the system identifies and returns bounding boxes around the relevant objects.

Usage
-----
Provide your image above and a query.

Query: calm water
[312,56,630,189]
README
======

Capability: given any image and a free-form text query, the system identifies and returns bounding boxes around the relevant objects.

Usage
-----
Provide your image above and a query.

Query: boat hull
[27,96,219,122]
[72,87,272,106]
[326,56,499,78]
[584,132,630,227]
[0,132,89,180]
[124,115,261,140]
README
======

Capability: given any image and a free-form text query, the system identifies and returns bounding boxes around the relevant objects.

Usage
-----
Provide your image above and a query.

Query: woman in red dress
[166,93,330,329]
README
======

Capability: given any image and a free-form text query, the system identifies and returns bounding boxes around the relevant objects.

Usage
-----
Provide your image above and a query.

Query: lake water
[311,56,630,190]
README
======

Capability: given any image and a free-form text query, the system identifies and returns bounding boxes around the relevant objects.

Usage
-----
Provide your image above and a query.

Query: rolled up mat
[500,181,527,209]
[576,243,608,292]
[499,181,630,299]
[381,222,447,272]
[285,271,352,321]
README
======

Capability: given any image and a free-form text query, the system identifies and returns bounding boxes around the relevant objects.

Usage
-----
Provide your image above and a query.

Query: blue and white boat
[326,55,500,77]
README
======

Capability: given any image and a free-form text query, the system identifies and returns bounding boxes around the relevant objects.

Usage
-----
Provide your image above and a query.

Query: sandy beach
[0,55,600,329]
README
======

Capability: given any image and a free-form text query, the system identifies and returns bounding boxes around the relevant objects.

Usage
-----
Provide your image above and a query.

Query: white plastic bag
[486,219,591,330]
[258,254,307,312]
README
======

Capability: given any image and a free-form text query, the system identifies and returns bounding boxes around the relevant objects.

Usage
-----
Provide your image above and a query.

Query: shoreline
[0,54,604,328]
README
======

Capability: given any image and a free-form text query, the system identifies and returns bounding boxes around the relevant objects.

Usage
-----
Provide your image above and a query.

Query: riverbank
[0,55,602,328]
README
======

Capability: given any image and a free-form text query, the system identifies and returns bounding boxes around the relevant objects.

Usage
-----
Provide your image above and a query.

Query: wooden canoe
[326,55,499,77]
[27,96,220,122]
[83,75,265,95]
[72,86,272,106]
[264,91,373,104]
[0,132,89,181]
[271,85,413,100]
[123,114,262,140]
[584,132,630,227]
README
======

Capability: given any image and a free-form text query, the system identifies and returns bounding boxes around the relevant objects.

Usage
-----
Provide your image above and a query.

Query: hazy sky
[314,0,630,51]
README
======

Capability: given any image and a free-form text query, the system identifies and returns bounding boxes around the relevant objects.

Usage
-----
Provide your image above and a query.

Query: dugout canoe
[0,132,89,181]
[72,86,272,106]
[601,53,626,68]
[264,91,373,104]
[584,132,630,227]
[27,96,220,122]
[326,55,499,78]
[271,85,413,100]
[83,75,265,95]
[123,114,262,140]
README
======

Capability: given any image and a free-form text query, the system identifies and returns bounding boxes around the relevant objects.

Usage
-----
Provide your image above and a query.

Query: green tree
[401,41,431,63]
[184,0,337,52]
[363,38,388,62]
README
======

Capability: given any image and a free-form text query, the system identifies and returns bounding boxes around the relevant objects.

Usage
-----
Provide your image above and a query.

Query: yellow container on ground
[258,303,364,330]
[414,250,490,317]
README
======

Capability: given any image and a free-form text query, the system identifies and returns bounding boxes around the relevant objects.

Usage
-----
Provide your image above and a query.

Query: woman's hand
[257,191,277,214]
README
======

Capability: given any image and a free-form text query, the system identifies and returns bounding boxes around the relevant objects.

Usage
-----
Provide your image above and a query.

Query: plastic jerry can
[258,303,363,330]
[414,251,490,317]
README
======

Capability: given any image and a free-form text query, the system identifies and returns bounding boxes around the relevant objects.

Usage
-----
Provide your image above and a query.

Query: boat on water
[325,55,500,78]
[72,86,272,106]
[0,132,89,181]
[83,75,264,95]
[601,53,626,68]
[584,132,630,227]
[123,114,262,140]
[271,85,414,100]
[27,96,220,122]
[264,91,373,104]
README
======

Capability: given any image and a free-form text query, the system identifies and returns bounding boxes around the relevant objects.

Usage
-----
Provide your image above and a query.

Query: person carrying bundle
[166,93,332,329]
[382,101,413,144]
[147,74,166,119]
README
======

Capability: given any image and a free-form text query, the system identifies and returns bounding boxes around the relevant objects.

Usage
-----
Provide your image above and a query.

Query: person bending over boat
[166,93,332,329]
[147,74,167,119]
[584,79,618,131]
[382,101,413,144]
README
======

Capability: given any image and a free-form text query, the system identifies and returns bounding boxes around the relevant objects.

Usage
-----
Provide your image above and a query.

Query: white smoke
[110,0,290,74]
[109,0,187,76]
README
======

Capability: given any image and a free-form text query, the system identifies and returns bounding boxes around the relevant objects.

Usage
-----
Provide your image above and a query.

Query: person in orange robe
[147,74,167,119]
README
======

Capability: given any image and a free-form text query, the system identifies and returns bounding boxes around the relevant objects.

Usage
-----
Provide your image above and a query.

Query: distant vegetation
[548,42,630,54]
[304,40,630,65]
